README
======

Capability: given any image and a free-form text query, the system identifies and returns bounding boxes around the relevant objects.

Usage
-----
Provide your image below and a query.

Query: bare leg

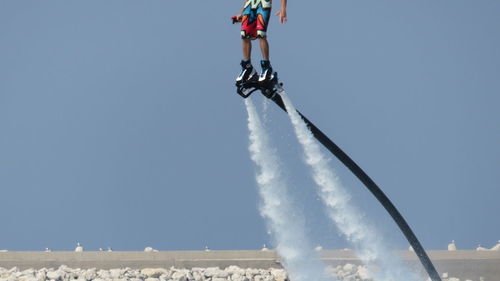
[242,39,252,61]
[259,38,270,61]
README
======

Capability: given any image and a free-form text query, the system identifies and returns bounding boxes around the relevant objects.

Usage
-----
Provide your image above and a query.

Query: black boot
[259,60,273,82]
[236,60,257,83]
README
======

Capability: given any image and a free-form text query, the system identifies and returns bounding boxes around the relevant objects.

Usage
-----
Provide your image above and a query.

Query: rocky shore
[0,265,465,281]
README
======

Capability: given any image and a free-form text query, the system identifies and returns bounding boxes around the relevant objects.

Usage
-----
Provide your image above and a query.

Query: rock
[213,278,228,281]
[231,273,249,281]
[172,271,188,281]
[46,269,64,280]
[204,268,221,278]
[142,268,169,279]
[343,274,357,281]
[192,270,204,281]
[66,270,81,280]
[146,278,161,281]
[59,265,73,272]
[225,266,246,276]
[35,271,46,281]
[20,269,35,276]
[244,269,259,280]
[215,270,229,278]
[270,269,286,281]
[263,275,274,281]
[357,266,371,280]
[342,264,356,274]
[110,268,124,279]
[17,277,35,281]
[448,278,460,281]
[83,268,97,280]
[97,269,111,279]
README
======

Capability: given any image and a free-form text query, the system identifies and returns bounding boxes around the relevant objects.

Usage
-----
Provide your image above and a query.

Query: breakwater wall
[0,250,498,280]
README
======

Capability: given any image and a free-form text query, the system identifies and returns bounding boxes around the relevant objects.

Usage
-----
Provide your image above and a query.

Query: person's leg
[259,38,270,61]
[255,6,273,81]
[242,38,252,61]
[258,38,273,81]
[237,39,257,83]
[238,6,258,82]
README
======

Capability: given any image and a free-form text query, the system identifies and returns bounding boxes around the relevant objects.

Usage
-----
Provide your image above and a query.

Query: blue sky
[0,1,498,251]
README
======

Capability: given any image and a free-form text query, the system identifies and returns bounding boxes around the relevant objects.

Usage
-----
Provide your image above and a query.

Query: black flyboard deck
[237,82,442,281]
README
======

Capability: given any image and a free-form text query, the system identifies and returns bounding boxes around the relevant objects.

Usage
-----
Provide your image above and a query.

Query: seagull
[45,248,52,252]
[107,247,113,252]
[490,240,500,251]
[75,242,84,252]
[261,244,269,251]
[99,248,104,251]
[204,246,210,252]
[144,247,158,252]
[447,240,457,251]
[409,245,414,252]
[314,245,323,252]
[476,244,488,251]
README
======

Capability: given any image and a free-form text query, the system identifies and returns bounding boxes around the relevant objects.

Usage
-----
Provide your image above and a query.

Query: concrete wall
[1,250,499,280]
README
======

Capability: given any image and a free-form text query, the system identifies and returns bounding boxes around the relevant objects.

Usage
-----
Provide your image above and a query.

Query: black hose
[269,94,442,281]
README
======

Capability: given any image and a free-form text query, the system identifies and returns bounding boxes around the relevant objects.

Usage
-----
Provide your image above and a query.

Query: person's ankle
[241,59,252,68]
[260,60,272,70]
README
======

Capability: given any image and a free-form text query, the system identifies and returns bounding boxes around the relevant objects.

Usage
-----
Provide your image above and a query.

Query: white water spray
[281,93,420,281]
[245,98,331,281]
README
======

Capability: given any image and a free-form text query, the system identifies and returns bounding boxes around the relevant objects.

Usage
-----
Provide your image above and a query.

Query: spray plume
[280,93,420,281]
[245,98,332,281]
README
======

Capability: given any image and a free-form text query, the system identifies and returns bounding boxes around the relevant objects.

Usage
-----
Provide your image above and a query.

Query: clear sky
[0,1,498,252]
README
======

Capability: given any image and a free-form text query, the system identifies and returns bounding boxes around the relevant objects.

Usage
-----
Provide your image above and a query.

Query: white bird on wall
[447,240,457,251]
[476,244,488,251]
[75,243,84,252]
[490,240,500,251]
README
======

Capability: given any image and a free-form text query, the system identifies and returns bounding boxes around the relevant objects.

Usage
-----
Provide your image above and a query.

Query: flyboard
[232,44,442,281]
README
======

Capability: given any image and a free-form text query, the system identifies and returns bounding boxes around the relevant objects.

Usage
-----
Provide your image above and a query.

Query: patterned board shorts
[241,4,271,39]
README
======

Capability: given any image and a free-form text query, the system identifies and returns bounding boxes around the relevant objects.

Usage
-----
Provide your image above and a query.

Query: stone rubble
[0,265,466,281]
